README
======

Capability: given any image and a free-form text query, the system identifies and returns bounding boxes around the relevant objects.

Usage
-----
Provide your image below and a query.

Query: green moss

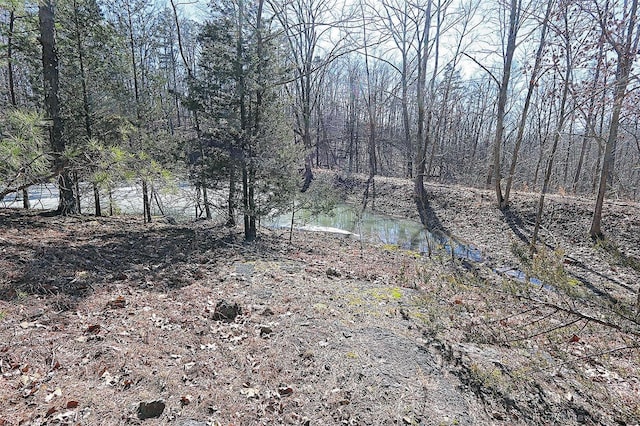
[369,287,403,301]
[390,287,402,299]
[347,295,364,307]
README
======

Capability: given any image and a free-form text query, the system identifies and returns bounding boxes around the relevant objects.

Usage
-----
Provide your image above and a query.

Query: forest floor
[0,170,639,426]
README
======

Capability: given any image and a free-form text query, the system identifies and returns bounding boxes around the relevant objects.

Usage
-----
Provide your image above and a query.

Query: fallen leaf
[85,324,100,334]
[278,386,293,397]
[107,296,126,309]
[66,400,79,409]
[569,334,580,343]
[45,407,58,417]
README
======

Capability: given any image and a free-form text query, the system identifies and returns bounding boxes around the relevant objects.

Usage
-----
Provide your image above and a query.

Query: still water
[270,204,483,262]
[2,184,482,262]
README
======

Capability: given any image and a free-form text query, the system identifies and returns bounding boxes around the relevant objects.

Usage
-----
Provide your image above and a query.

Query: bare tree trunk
[503,0,551,207]
[590,0,639,239]
[492,0,521,209]
[142,180,151,223]
[531,7,572,248]
[39,0,78,215]
[227,164,237,226]
[7,9,31,209]
[573,34,605,193]
[93,183,101,216]
[170,0,211,220]
[414,0,433,227]
[360,0,378,211]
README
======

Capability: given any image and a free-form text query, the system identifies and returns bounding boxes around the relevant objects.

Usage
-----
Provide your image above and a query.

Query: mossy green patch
[370,286,402,301]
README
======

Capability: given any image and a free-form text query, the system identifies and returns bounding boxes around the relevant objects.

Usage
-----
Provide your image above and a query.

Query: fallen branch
[511,291,640,339]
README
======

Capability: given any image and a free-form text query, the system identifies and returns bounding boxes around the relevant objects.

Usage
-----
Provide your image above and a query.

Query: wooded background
[1,0,638,240]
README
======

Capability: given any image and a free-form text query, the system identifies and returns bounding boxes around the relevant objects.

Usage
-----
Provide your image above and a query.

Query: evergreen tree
[194,0,300,240]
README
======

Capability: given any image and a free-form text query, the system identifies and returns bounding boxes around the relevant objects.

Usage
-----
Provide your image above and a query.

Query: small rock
[326,267,341,278]
[212,300,241,322]
[259,325,273,337]
[137,400,165,420]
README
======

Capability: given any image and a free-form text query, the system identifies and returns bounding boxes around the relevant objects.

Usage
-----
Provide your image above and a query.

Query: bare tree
[531,0,573,248]
[169,0,212,220]
[503,0,553,208]
[270,0,351,191]
[589,0,640,238]
[39,0,78,214]
[490,0,523,209]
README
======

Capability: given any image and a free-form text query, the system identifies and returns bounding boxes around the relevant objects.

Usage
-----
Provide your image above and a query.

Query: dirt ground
[0,171,639,425]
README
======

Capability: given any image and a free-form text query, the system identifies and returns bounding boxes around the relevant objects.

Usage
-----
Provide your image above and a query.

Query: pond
[2,185,483,262]
[269,204,484,262]
[4,185,557,290]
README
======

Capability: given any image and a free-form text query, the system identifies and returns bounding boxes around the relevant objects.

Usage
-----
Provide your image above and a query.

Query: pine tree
[194,0,301,240]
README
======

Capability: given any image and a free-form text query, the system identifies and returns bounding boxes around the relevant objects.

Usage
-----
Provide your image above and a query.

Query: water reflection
[270,204,483,262]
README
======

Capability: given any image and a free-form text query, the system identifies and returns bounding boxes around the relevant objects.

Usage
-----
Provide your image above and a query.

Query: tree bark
[39,0,78,215]
[414,0,433,227]
[503,0,551,207]
[590,0,639,239]
[491,0,521,209]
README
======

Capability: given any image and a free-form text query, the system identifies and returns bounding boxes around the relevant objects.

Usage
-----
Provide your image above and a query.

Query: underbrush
[595,238,640,273]
[409,250,640,424]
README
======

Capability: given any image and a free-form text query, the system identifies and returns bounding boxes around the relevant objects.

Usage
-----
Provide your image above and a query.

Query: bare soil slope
[0,172,639,425]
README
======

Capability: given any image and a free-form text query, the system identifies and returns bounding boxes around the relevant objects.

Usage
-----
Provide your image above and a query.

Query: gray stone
[137,400,165,420]
[213,300,242,322]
